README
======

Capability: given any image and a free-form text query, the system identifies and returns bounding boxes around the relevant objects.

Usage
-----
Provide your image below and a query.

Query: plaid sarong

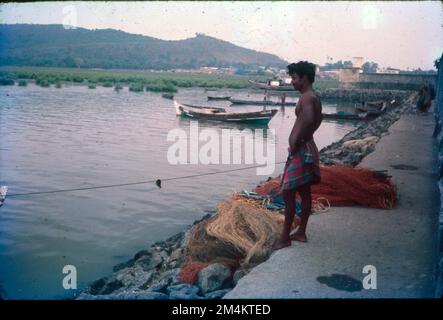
[280,139,321,191]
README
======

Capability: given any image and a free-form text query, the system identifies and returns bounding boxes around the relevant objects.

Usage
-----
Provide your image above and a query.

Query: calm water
[0,84,358,299]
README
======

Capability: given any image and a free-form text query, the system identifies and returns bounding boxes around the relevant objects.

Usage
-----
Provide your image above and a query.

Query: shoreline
[75,91,418,300]
[1,74,412,103]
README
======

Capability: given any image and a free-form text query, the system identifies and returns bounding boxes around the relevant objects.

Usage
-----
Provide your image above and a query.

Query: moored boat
[207,96,231,101]
[162,93,174,100]
[173,101,226,116]
[248,80,294,91]
[322,111,374,121]
[356,101,387,116]
[229,98,296,106]
[174,101,278,124]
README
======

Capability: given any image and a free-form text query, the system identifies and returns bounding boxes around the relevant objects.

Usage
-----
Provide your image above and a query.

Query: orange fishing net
[179,261,210,285]
[254,165,397,209]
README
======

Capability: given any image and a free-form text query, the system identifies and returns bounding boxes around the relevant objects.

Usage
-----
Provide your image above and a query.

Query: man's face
[290,73,303,91]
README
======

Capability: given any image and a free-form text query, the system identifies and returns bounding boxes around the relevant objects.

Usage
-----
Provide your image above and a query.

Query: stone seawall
[317,88,412,102]
[254,87,412,103]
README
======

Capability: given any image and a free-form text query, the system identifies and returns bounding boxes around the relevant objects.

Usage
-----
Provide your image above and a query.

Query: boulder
[77,290,168,300]
[147,278,170,293]
[169,248,183,263]
[95,278,124,295]
[88,277,108,295]
[134,250,165,271]
[134,249,151,260]
[131,291,169,300]
[114,266,154,289]
[113,258,135,272]
[167,284,202,300]
[197,263,232,294]
[204,289,231,300]
[233,269,249,285]
[169,268,182,285]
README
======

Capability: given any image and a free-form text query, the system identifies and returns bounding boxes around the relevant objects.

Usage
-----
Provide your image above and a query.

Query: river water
[0,84,359,299]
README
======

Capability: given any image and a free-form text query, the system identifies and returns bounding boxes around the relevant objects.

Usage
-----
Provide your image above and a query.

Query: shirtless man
[273,61,323,250]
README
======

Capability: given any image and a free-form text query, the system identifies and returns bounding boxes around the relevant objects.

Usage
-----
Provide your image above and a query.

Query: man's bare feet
[289,231,308,242]
[272,238,292,251]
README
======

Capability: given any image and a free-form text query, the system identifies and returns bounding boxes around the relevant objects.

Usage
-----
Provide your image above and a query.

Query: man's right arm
[289,95,316,152]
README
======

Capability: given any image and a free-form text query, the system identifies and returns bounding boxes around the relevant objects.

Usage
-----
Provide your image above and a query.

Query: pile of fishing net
[179,196,299,284]
[254,165,397,209]
[178,165,397,284]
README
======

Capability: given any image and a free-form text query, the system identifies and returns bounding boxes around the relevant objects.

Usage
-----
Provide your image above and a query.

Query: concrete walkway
[225,111,439,298]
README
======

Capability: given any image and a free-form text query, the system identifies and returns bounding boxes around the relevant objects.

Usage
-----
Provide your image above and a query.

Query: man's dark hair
[287,61,316,83]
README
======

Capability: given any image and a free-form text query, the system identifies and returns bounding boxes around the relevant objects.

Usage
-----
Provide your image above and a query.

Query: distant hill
[0,24,287,70]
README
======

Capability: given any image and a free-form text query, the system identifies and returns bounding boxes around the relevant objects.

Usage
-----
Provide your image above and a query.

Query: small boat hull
[174,101,226,116]
[356,101,387,116]
[322,112,374,121]
[162,93,174,100]
[248,80,294,91]
[230,98,296,106]
[174,101,278,125]
[207,96,231,101]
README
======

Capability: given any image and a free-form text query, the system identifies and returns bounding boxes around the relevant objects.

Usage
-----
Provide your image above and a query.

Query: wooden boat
[356,101,387,116]
[162,93,174,100]
[322,111,374,121]
[173,101,226,116]
[174,101,278,125]
[229,98,296,106]
[248,80,294,91]
[207,96,231,101]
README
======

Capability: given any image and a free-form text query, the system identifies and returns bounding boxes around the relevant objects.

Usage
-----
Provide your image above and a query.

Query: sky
[0,1,442,70]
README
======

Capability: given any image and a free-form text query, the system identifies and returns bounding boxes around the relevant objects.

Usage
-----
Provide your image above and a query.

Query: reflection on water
[0,84,358,299]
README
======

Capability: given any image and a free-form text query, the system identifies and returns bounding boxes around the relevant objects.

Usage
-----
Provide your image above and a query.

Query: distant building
[336,56,436,89]
[172,66,236,75]
[376,67,401,74]
[338,67,436,90]
[339,67,361,88]
[352,57,364,69]
[318,70,340,80]
[214,67,236,75]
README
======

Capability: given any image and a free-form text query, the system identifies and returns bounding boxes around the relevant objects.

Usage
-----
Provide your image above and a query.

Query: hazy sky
[1,1,442,70]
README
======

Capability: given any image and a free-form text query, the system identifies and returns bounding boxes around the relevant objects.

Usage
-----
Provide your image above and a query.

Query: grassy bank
[0,66,266,92]
[0,66,339,92]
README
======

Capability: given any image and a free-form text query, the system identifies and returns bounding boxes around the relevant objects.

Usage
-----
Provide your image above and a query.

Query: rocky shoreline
[277,88,413,103]
[319,94,416,166]
[317,88,413,102]
[77,92,417,300]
